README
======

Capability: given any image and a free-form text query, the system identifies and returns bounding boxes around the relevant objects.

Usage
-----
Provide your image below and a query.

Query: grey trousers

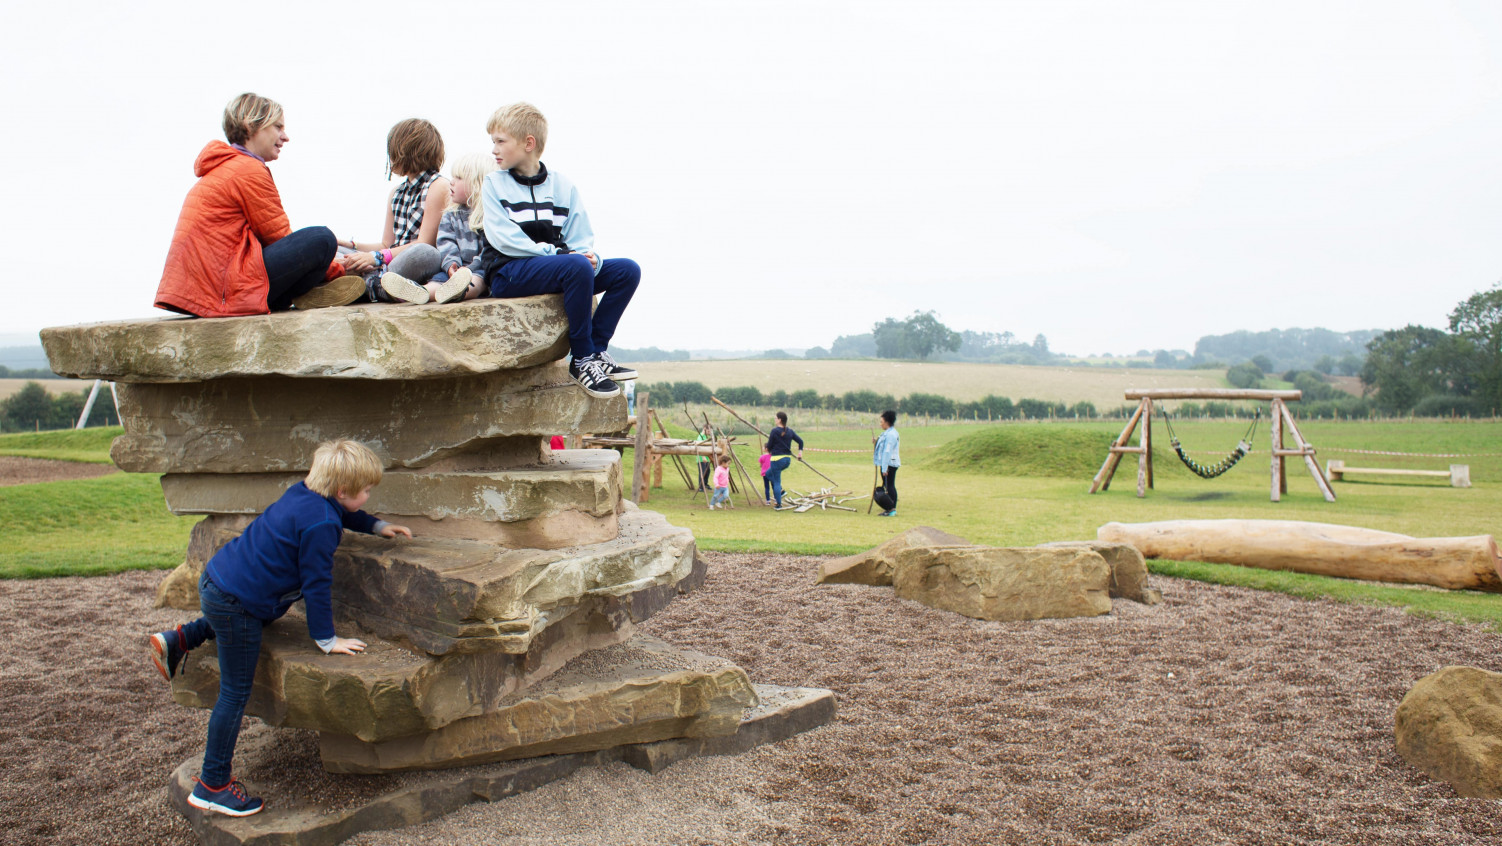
[338,244,442,302]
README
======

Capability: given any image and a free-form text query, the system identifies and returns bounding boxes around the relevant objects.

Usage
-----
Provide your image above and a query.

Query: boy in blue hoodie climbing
[478,102,641,400]
[147,439,412,817]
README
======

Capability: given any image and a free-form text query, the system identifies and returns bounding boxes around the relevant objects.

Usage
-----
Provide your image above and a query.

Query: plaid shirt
[390,170,441,246]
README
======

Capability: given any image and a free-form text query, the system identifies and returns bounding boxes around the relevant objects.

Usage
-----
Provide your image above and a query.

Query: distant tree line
[636,380,1098,420]
[1,382,118,432]
[0,364,61,380]
[1358,284,1502,417]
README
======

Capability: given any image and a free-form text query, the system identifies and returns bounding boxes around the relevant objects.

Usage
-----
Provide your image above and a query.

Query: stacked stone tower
[43,298,831,843]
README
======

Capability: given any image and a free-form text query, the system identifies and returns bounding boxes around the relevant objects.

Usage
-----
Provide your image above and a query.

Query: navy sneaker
[569,354,621,399]
[594,351,638,382]
[188,777,264,817]
[148,626,186,682]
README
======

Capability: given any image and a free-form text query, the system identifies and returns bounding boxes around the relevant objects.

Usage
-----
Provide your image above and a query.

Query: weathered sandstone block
[1038,541,1162,604]
[1395,666,1502,798]
[892,546,1112,622]
[40,296,573,383]
[318,635,759,773]
[815,526,972,586]
[110,361,620,474]
[170,557,707,742]
[154,506,696,655]
[158,449,623,547]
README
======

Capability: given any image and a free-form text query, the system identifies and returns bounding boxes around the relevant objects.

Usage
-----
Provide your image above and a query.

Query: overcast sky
[5,0,1501,356]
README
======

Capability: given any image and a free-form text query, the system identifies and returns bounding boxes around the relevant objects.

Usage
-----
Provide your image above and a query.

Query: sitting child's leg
[489,254,599,359]
[588,258,641,356]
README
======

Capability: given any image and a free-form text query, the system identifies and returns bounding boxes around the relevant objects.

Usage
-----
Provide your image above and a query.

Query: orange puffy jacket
[155,141,340,317]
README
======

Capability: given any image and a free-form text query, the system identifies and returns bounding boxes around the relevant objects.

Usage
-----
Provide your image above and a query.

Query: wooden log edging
[1098,519,1502,592]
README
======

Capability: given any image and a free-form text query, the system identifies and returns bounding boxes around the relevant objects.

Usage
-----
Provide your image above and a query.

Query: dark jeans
[489,254,640,359]
[767,457,792,506]
[698,461,711,491]
[763,473,772,501]
[881,466,899,510]
[264,226,337,311]
[193,571,269,787]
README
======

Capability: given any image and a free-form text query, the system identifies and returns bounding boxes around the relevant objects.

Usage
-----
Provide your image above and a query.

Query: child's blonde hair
[486,102,548,153]
[447,152,498,230]
[306,439,384,498]
[222,93,283,146]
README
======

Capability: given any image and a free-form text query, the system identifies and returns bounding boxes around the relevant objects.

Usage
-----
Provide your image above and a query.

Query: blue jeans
[763,473,772,501]
[710,486,730,507]
[196,571,268,787]
[489,254,640,359]
[263,226,337,311]
[767,457,792,507]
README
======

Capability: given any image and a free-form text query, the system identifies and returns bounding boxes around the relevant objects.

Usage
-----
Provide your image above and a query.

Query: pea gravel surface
[2,551,1501,845]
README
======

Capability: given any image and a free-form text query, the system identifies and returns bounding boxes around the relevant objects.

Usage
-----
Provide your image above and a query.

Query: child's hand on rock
[329,637,367,655]
[379,524,413,539]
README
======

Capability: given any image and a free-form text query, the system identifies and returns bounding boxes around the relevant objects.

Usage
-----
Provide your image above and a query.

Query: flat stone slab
[318,635,759,773]
[815,526,972,586]
[41,295,571,383]
[169,557,708,742]
[166,684,833,846]
[159,449,623,547]
[111,361,622,474]
[892,545,1113,622]
[157,505,695,656]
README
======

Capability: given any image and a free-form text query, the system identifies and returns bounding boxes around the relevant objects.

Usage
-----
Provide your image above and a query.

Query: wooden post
[1270,398,1285,502]
[1279,400,1336,502]
[1143,398,1154,492]
[1090,399,1145,493]
[632,392,651,503]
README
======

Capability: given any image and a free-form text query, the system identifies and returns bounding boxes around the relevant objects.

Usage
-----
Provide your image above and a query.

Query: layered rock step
[109,360,620,474]
[165,685,836,846]
[160,449,624,547]
[319,635,759,773]
[162,505,695,656]
[40,296,574,382]
[170,553,707,742]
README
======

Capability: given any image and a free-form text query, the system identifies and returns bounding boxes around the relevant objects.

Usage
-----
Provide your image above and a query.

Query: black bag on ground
[873,485,895,512]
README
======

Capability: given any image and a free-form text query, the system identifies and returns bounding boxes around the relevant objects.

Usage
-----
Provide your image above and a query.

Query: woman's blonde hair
[222,93,283,146]
[305,439,384,498]
[387,118,445,177]
[447,152,498,230]
[486,102,548,153]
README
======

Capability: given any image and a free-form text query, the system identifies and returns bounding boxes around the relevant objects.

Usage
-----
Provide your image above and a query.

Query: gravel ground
[2,553,1501,846]
[0,456,116,487]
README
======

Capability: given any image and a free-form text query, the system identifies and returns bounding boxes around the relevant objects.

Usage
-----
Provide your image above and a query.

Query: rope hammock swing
[1163,409,1260,479]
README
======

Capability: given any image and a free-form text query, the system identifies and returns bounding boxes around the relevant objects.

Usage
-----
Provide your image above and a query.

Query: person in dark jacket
[765,411,805,508]
[147,440,411,818]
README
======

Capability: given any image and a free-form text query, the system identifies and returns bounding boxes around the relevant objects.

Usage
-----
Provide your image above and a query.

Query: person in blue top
[765,411,805,508]
[147,439,412,818]
[873,409,901,517]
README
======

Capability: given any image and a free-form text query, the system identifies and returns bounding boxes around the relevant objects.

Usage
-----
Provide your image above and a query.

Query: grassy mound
[923,424,1121,478]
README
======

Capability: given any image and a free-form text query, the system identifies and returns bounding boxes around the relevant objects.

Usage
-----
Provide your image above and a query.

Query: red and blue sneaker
[188,777,264,817]
[148,626,186,682]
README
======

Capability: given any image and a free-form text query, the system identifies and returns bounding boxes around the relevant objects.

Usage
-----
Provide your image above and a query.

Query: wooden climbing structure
[1089,388,1336,503]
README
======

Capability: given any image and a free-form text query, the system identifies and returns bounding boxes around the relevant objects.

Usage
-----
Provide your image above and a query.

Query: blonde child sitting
[425,153,496,303]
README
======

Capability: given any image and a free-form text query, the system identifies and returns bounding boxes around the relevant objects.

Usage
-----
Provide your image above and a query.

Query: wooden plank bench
[1326,459,1470,488]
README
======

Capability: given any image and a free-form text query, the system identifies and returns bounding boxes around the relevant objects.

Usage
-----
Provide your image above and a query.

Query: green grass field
[4,419,1502,629]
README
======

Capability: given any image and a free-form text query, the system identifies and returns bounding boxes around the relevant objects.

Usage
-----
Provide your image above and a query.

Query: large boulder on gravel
[816,526,972,585]
[1395,666,1502,798]
[1038,541,1162,605]
[892,545,1112,622]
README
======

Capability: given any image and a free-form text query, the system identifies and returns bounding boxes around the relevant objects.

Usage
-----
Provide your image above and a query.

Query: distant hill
[0,345,49,370]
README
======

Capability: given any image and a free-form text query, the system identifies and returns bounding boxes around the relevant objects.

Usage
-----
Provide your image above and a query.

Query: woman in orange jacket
[155,93,362,318]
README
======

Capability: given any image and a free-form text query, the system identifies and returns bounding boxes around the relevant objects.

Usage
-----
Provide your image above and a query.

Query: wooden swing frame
[1089,389,1336,503]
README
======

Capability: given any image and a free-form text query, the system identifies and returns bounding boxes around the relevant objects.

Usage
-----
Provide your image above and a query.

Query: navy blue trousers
[178,572,271,787]
[263,226,337,311]
[489,254,640,359]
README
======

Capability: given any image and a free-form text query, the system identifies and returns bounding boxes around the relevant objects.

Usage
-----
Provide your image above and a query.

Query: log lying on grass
[1098,519,1502,592]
